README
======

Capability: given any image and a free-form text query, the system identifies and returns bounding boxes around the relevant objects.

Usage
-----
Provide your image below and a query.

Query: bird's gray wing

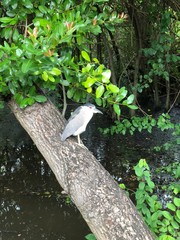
[66,106,83,123]
[61,106,85,141]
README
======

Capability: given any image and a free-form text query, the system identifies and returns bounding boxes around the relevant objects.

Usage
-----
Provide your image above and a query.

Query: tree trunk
[130,50,141,116]
[102,31,117,85]
[8,99,155,240]
[165,79,170,110]
[154,76,161,109]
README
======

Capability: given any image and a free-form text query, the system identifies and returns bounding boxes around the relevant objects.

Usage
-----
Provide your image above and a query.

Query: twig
[62,85,67,117]
[167,90,180,114]
[24,18,28,38]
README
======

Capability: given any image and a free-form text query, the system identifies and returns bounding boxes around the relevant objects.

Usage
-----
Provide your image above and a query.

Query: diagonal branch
[8,99,155,240]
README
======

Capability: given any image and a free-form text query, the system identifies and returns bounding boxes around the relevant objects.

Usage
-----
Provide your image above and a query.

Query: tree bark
[8,99,155,240]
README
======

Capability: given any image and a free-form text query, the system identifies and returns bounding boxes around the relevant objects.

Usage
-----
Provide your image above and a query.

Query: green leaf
[67,88,74,99]
[27,97,35,106]
[128,105,138,110]
[21,59,36,73]
[33,95,47,103]
[50,67,61,76]
[159,227,168,233]
[116,93,125,102]
[134,166,143,177]
[14,93,23,104]
[87,87,92,93]
[162,211,173,220]
[81,51,90,62]
[19,98,30,108]
[39,5,48,13]
[102,70,111,83]
[48,75,55,82]
[119,87,127,98]
[93,58,99,64]
[29,86,36,95]
[108,84,119,93]
[95,98,102,106]
[119,183,126,189]
[151,119,156,126]
[0,17,13,23]
[96,85,105,98]
[139,182,145,190]
[113,103,121,116]
[127,94,134,104]
[176,210,180,219]
[174,197,180,207]
[23,0,33,9]
[0,101,4,109]
[0,16,18,25]
[73,90,81,102]
[139,159,147,168]
[61,80,69,86]
[167,203,176,211]
[16,48,23,57]
[171,220,179,229]
[147,180,155,189]
[82,77,96,88]
[42,71,48,81]
[85,233,96,240]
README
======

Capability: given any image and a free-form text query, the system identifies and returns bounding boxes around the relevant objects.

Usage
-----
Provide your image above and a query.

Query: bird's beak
[94,109,103,114]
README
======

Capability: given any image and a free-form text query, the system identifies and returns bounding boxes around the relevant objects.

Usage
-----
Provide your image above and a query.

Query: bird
[61,103,103,144]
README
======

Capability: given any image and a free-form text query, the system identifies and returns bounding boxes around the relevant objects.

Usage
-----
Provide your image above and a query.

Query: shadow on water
[0,104,179,239]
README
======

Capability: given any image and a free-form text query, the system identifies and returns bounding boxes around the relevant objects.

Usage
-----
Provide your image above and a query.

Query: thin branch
[62,85,67,117]
[167,90,180,114]
[24,18,28,38]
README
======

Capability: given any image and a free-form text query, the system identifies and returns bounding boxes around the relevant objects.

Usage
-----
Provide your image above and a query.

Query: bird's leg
[77,135,81,145]
[77,135,87,148]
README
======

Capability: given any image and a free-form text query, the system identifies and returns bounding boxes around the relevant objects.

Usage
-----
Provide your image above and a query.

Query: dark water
[0,104,179,240]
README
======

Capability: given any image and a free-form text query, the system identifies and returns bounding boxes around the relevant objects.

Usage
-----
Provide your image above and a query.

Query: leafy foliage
[134,159,180,240]
[0,0,137,115]
[154,123,180,151]
[100,113,174,135]
[86,159,180,240]
[85,233,97,240]
[139,11,180,94]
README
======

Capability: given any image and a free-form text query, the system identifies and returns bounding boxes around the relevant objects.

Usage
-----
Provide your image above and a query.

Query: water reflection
[0,144,89,240]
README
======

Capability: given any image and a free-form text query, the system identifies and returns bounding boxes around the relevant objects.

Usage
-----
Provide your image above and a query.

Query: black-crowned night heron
[61,103,103,144]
